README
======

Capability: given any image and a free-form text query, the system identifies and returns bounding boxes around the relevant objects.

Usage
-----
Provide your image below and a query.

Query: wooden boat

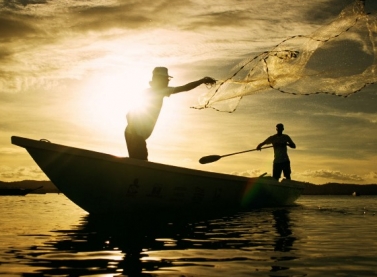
[11,136,304,215]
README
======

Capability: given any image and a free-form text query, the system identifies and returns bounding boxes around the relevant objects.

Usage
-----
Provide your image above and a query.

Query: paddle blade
[199,155,222,164]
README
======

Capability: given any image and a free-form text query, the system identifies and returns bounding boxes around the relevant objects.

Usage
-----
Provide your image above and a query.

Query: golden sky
[1,0,376,184]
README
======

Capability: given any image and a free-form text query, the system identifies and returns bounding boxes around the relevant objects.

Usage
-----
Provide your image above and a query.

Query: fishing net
[196,0,377,112]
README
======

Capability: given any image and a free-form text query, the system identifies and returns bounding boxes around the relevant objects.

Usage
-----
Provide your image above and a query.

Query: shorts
[273,161,291,180]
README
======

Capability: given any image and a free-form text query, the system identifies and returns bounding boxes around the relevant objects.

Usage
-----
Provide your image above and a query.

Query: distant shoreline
[1,180,377,195]
[303,183,377,195]
[0,180,60,194]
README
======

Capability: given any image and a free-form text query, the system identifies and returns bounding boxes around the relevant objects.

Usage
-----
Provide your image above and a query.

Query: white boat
[11,136,304,215]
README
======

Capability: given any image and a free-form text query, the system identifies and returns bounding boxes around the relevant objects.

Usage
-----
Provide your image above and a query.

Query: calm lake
[0,194,376,277]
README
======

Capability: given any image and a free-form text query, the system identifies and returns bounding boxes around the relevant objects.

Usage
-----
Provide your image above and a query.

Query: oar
[199,145,273,164]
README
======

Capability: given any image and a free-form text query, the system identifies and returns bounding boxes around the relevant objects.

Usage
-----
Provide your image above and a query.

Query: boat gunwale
[11,136,254,182]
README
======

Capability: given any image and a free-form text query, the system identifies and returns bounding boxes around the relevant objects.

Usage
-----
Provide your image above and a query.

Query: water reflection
[270,209,296,274]
[14,208,298,276]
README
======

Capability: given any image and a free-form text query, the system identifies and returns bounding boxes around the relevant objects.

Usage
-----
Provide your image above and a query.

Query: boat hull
[11,136,304,215]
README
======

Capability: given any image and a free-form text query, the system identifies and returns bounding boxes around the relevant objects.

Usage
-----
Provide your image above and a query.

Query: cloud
[365,171,377,180]
[0,165,46,181]
[1,1,222,94]
[3,0,48,9]
[2,0,366,95]
[231,169,265,178]
[319,111,377,124]
[302,0,353,22]
[186,9,254,30]
[295,108,377,124]
[301,169,364,182]
[68,3,152,32]
[0,16,37,39]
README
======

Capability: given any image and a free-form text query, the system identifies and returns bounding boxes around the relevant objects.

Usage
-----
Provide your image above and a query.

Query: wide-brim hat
[152,67,173,78]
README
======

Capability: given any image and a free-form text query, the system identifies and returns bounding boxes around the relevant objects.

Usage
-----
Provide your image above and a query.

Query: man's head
[276,123,284,133]
[150,67,172,88]
[152,67,172,78]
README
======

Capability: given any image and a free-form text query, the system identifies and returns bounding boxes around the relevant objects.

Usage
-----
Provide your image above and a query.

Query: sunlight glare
[77,69,148,139]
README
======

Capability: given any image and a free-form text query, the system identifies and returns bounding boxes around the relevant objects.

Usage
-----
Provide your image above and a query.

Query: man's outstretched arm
[173,77,216,93]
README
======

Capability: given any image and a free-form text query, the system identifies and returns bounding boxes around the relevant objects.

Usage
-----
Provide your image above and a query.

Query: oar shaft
[221,145,273,158]
[199,145,273,164]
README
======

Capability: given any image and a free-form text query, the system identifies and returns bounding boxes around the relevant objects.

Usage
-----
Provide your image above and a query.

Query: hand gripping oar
[199,145,273,164]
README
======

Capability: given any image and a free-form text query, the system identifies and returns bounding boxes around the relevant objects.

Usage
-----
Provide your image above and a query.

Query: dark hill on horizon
[0,180,60,194]
[303,182,377,195]
[1,180,377,195]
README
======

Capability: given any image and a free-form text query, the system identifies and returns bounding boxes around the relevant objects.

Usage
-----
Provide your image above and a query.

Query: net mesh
[196,0,377,112]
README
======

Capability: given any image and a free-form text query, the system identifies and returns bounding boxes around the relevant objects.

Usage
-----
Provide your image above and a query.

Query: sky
[0,0,376,184]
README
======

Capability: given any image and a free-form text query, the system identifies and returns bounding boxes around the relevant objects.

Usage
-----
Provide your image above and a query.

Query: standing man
[256,123,296,180]
[125,66,216,160]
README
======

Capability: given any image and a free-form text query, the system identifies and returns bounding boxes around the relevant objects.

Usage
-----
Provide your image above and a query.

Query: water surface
[0,194,376,276]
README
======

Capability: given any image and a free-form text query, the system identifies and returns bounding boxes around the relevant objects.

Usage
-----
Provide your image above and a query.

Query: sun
[74,70,149,141]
